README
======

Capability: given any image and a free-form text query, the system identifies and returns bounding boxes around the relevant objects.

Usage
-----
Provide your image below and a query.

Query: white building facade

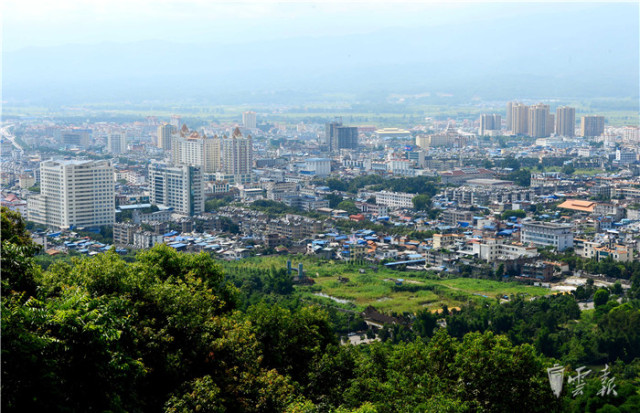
[304,158,331,177]
[27,159,115,229]
[521,221,573,251]
[148,162,204,216]
[373,190,415,209]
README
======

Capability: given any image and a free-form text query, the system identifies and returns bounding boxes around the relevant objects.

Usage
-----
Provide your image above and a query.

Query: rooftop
[558,199,596,212]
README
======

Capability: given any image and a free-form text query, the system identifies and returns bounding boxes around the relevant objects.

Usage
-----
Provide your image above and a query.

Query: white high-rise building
[479,114,502,135]
[27,159,115,229]
[148,161,204,216]
[157,123,175,150]
[107,133,127,154]
[171,125,221,173]
[511,103,529,135]
[221,128,253,184]
[555,106,576,137]
[242,111,257,129]
[305,158,331,177]
[528,103,551,138]
[506,101,514,131]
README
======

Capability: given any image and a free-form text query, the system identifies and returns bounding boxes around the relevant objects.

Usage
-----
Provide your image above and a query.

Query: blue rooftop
[385,259,426,267]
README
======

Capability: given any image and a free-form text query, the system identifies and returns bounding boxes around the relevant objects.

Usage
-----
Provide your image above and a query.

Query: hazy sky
[5,0,637,51]
[4,1,638,104]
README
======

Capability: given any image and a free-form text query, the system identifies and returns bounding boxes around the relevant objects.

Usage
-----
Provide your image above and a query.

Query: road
[1,124,23,151]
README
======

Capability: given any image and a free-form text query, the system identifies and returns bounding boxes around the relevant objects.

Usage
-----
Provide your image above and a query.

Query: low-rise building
[441,209,474,226]
[133,231,164,249]
[521,221,573,251]
[471,238,539,261]
[521,262,554,281]
[374,190,415,209]
[433,233,465,250]
[113,222,138,245]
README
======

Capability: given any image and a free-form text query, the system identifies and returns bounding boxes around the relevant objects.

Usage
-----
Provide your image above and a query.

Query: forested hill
[2,207,640,412]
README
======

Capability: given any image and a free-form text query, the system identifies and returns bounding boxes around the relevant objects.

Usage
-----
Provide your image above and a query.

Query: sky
[5,0,635,51]
[3,1,639,105]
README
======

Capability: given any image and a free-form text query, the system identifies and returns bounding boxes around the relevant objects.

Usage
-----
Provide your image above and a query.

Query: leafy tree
[563,164,576,175]
[412,194,431,211]
[326,178,348,192]
[594,288,610,308]
[454,332,559,412]
[501,156,521,170]
[337,200,360,215]
[506,169,532,187]
[246,302,336,385]
[1,207,37,251]
[205,195,234,212]
[3,209,640,412]
[612,282,623,296]
[306,344,357,406]
[413,309,438,338]
[264,267,294,295]
[597,303,640,363]
[1,207,40,296]
[326,193,344,208]
[501,209,527,220]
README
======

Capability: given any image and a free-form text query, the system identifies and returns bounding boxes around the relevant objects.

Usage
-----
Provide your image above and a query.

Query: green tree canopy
[412,194,431,211]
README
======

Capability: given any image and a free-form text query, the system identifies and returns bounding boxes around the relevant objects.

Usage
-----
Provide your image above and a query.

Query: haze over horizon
[3,1,639,106]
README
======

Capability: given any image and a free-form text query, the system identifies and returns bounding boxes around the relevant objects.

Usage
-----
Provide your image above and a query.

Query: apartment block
[581,115,605,137]
[521,221,573,251]
[27,159,115,230]
[556,106,576,137]
[374,190,415,209]
[148,161,204,216]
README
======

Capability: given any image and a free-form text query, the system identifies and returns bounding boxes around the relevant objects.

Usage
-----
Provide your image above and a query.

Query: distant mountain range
[4,8,638,106]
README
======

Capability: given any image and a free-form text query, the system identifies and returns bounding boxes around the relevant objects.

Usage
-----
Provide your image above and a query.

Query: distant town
[2,102,639,299]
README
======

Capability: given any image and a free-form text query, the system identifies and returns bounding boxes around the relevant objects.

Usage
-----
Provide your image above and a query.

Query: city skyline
[3,2,640,412]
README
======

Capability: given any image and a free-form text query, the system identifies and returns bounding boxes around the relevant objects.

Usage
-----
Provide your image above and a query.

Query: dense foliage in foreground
[2,208,639,412]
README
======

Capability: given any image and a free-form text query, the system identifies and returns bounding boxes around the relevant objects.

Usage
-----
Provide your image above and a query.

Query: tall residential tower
[581,115,605,137]
[27,159,115,229]
[107,133,127,154]
[221,128,253,184]
[157,123,175,150]
[479,114,502,135]
[528,103,552,138]
[148,161,204,216]
[555,106,576,137]
[171,125,221,173]
[242,111,257,129]
[511,103,529,135]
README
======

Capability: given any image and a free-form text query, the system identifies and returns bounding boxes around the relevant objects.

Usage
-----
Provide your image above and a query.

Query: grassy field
[34,251,554,314]
[301,271,551,314]
[544,166,605,176]
[221,255,553,314]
